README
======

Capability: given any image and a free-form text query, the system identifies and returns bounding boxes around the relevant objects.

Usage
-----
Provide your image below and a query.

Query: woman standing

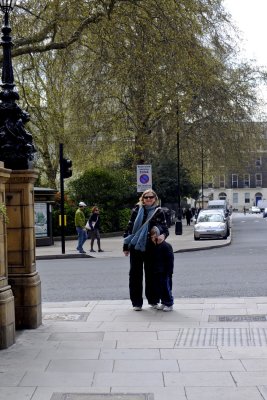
[123,190,169,311]
[88,206,104,252]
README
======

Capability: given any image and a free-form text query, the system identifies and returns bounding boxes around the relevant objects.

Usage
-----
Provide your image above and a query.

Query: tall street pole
[201,144,204,209]
[175,103,182,235]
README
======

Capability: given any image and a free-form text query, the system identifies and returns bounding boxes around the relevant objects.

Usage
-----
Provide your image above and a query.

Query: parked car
[263,208,267,218]
[194,211,228,240]
[249,206,261,214]
[197,208,230,235]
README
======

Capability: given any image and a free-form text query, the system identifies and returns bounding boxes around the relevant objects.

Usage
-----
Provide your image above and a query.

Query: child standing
[150,226,174,311]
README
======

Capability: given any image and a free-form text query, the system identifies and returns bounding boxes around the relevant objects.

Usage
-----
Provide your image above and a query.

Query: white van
[207,200,228,214]
[207,199,231,234]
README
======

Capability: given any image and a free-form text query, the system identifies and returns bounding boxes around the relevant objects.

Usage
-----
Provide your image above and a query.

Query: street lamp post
[0,0,35,169]
[0,1,41,332]
[175,103,182,235]
[201,144,204,209]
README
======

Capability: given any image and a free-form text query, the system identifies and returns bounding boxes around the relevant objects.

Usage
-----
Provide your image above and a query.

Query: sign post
[137,165,152,193]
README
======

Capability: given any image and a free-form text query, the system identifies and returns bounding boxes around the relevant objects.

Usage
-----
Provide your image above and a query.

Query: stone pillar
[6,169,42,329]
[0,162,15,349]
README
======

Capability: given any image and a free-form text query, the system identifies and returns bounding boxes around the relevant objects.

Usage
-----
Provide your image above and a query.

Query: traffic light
[62,158,72,179]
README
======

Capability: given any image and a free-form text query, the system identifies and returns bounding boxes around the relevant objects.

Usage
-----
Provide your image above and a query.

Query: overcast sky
[223,0,267,102]
[224,0,267,67]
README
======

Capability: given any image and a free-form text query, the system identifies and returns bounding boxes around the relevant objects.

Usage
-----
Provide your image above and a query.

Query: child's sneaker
[133,306,142,311]
[149,304,158,309]
[163,305,173,312]
[156,304,165,310]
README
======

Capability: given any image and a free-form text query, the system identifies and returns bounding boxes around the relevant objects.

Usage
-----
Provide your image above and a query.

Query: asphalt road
[37,213,267,301]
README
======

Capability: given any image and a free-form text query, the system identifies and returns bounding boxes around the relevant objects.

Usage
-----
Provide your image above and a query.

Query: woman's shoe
[98,249,104,252]
[90,249,96,252]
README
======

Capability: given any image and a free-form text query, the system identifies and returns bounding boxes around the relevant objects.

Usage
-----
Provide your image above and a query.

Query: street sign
[137,164,152,192]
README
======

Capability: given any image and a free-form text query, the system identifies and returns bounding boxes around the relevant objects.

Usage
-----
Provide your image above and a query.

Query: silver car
[250,206,261,214]
[194,211,228,240]
[196,208,231,233]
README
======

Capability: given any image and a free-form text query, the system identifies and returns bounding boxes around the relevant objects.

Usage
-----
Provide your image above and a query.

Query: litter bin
[175,220,183,235]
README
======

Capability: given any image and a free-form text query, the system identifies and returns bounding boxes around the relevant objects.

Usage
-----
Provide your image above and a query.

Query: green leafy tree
[10,0,266,189]
[152,159,200,203]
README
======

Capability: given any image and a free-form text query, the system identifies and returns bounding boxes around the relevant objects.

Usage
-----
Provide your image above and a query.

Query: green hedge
[52,205,131,236]
[52,167,136,236]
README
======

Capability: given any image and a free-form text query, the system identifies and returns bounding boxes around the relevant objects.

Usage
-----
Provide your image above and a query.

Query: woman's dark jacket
[89,213,100,230]
[123,205,169,252]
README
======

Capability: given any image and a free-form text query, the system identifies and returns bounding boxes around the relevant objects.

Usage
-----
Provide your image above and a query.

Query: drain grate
[175,328,267,347]
[209,314,267,322]
[43,312,89,321]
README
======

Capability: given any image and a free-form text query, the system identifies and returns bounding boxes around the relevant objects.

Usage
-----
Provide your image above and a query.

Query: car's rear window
[198,214,224,223]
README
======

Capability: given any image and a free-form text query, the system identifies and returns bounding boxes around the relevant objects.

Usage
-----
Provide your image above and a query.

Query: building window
[255,157,262,167]
[207,177,213,188]
[219,175,225,188]
[244,193,250,204]
[255,173,262,187]
[219,192,227,200]
[243,174,250,188]
[233,193,238,204]
[232,174,238,188]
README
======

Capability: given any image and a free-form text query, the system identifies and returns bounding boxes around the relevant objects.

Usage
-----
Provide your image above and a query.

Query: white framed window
[219,175,225,188]
[207,177,213,188]
[255,173,262,187]
[244,193,250,204]
[232,174,238,188]
[233,193,238,204]
[255,157,262,167]
[243,174,250,188]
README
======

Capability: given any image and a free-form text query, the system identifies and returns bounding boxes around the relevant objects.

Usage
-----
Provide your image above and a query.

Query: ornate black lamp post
[0,0,35,169]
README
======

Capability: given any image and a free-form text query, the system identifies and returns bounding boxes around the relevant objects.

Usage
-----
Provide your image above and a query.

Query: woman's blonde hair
[137,189,159,206]
[92,206,99,213]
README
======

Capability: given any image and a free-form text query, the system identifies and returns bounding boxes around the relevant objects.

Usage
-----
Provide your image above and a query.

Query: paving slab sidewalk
[0,220,248,400]
[1,297,267,400]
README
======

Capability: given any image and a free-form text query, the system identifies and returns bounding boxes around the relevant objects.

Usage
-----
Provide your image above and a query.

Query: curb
[36,253,94,260]
[174,238,231,253]
[37,236,232,260]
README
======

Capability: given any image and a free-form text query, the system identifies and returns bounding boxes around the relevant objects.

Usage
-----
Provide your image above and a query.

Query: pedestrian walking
[75,201,87,254]
[185,208,193,226]
[150,226,174,312]
[88,206,104,253]
[123,189,169,311]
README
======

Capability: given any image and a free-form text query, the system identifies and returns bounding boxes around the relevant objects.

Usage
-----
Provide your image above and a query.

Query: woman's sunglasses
[143,196,155,199]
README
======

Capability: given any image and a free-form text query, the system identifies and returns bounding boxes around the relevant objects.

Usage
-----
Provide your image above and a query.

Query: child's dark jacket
[152,241,174,274]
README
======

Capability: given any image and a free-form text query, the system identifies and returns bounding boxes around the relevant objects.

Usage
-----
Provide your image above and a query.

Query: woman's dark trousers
[129,248,158,307]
